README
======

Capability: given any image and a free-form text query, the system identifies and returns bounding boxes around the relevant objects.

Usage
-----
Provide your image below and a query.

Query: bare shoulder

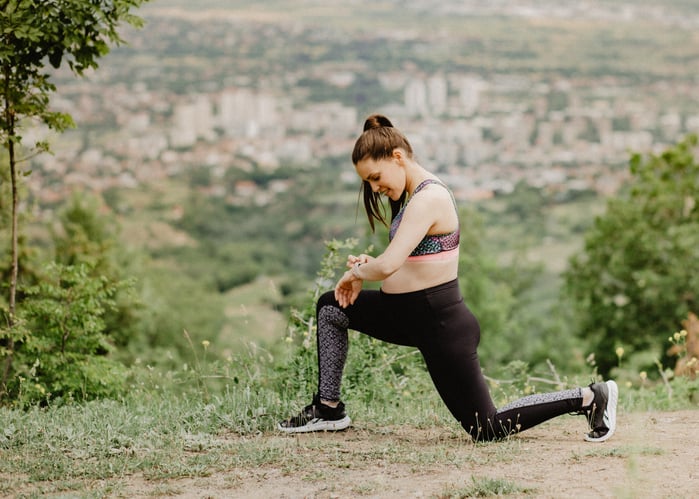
[402,181,455,227]
[412,181,453,206]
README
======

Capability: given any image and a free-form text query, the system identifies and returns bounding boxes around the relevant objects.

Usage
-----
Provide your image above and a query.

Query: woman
[278,114,618,442]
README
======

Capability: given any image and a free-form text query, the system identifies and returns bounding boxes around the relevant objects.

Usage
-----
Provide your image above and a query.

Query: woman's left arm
[351,189,444,280]
[334,190,446,306]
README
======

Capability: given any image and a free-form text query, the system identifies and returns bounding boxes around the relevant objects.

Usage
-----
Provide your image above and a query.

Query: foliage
[52,193,142,349]
[1,0,149,400]
[126,266,227,367]
[1,263,130,406]
[443,476,535,497]
[565,135,699,374]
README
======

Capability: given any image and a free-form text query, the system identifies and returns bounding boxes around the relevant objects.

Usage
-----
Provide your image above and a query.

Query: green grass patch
[439,476,536,498]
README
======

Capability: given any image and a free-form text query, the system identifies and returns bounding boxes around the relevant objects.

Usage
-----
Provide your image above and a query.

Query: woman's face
[355,150,406,201]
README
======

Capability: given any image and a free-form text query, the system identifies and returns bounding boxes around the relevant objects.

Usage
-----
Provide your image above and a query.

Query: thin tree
[0,0,149,394]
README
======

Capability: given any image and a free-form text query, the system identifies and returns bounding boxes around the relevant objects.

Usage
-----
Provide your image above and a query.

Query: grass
[1,370,696,491]
[439,476,536,498]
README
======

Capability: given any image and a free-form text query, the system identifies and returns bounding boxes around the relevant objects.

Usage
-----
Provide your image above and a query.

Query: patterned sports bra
[389,179,460,258]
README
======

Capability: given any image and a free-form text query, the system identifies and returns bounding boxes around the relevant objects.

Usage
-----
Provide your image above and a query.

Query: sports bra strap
[389,179,460,257]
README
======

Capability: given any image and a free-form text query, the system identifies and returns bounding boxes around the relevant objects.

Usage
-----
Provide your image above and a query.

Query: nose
[369,181,380,193]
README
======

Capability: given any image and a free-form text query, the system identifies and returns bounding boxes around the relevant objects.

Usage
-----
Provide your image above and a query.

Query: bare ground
[11,410,699,498]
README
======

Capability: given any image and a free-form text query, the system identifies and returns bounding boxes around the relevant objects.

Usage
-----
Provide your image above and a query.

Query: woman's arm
[334,187,454,307]
[351,187,450,280]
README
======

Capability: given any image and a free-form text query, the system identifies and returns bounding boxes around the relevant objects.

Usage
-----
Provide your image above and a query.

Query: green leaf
[48,49,62,68]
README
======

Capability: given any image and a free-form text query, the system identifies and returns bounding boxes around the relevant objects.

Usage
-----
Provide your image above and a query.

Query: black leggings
[315,279,583,441]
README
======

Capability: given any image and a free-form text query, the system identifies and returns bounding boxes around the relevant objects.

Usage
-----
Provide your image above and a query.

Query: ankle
[581,387,594,407]
[320,398,339,408]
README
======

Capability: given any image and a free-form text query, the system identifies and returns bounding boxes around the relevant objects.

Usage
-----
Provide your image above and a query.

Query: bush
[1,263,130,406]
[565,135,699,374]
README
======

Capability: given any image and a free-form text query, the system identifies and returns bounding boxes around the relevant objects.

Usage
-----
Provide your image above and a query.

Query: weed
[439,476,535,497]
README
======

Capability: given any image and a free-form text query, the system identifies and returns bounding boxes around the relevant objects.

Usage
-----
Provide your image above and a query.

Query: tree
[52,193,142,350]
[1,0,149,396]
[565,135,699,374]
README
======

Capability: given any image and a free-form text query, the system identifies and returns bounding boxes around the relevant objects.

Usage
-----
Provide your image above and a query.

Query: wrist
[351,262,364,280]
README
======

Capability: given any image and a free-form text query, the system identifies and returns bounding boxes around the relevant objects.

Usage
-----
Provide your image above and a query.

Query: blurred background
[6,0,699,389]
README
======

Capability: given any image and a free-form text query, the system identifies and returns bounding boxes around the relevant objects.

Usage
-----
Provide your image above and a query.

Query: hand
[334,270,363,308]
[346,253,373,269]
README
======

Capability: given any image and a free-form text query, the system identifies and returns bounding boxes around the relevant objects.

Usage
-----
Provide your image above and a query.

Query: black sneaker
[278,394,351,433]
[584,380,618,442]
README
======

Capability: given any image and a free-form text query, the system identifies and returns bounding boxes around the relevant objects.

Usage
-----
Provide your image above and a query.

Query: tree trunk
[1,65,17,393]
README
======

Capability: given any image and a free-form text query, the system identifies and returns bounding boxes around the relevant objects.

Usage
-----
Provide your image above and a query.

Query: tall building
[457,76,484,117]
[169,95,215,148]
[427,75,448,116]
[405,78,428,117]
[219,89,280,138]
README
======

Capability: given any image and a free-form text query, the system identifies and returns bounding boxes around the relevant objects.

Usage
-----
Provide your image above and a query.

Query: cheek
[389,169,404,190]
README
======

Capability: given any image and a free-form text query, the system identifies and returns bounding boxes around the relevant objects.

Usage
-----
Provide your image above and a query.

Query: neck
[404,163,430,197]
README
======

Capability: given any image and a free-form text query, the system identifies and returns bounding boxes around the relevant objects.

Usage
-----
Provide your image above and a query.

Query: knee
[316,290,339,314]
[316,298,349,330]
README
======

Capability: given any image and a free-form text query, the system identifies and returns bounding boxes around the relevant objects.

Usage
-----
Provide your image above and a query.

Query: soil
[113,409,698,498]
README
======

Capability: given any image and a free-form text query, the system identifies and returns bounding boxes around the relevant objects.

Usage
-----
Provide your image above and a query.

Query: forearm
[350,258,397,281]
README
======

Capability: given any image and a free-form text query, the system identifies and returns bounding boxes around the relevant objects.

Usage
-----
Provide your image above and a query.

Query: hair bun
[363,114,394,131]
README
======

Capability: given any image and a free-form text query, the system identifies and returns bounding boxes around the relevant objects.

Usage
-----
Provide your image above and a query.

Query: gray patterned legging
[315,279,583,441]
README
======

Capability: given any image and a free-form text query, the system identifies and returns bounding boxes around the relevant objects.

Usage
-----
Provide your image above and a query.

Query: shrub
[1,263,130,406]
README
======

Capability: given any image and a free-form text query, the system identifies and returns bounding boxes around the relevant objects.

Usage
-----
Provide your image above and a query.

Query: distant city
[22,0,699,210]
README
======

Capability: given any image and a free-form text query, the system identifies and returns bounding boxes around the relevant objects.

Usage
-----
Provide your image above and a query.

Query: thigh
[317,290,419,347]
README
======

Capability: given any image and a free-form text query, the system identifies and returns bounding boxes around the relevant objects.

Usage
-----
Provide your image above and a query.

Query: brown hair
[352,114,413,231]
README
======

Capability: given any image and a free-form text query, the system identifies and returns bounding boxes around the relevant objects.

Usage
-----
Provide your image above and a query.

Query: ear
[391,148,405,164]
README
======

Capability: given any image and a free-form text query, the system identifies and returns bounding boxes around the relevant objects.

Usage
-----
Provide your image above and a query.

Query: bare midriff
[381,249,459,294]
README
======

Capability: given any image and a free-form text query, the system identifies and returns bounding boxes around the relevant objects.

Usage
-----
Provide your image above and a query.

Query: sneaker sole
[277,416,351,434]
[585,380,618,442]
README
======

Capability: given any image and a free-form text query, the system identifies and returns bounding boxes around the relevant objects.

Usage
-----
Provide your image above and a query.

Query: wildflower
[615,346,624,358]
[639,371,647,381]
[673,332,681,342]
[285,336,293,343]
[202,340,210,349]
[680,329,688,338]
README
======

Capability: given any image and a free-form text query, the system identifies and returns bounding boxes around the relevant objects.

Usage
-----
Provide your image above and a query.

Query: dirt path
[107,409,698,498]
